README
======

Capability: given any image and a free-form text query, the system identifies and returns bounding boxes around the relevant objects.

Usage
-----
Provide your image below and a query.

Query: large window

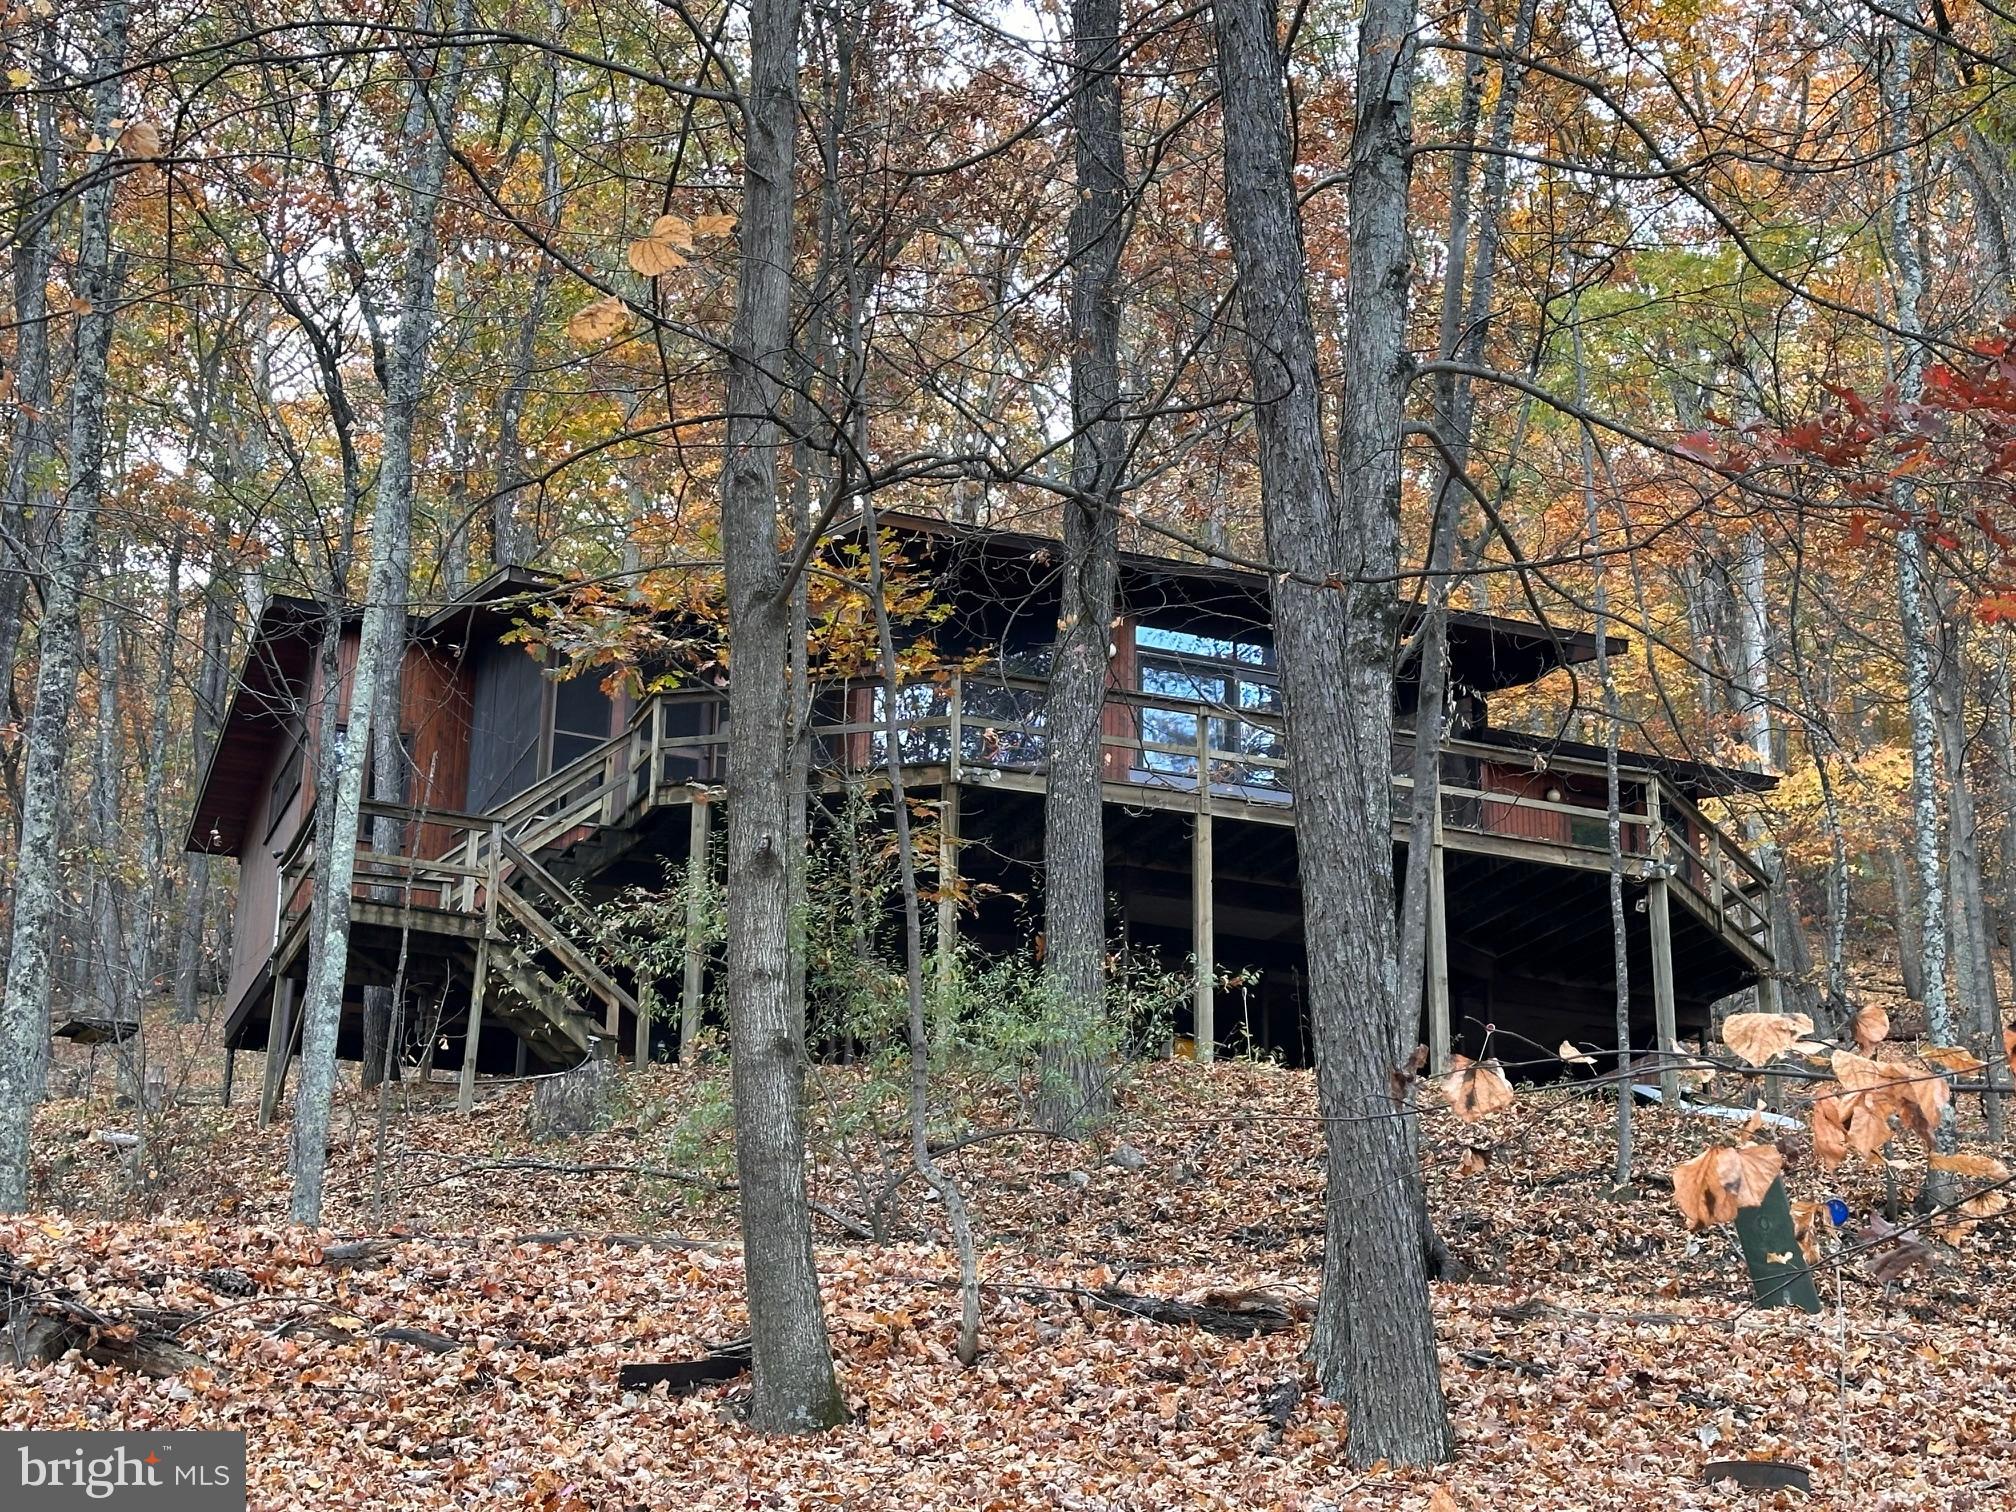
[1133,625,1284,788]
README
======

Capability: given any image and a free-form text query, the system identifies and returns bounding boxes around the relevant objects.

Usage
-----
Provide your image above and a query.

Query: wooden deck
[235,668,1776,1086]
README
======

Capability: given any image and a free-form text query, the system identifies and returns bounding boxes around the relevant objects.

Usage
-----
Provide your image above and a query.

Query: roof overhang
[183,595,326,855]
[841,508,1623,694]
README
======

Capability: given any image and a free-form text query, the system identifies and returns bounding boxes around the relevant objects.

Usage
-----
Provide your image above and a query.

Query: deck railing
[277,665,1771,960]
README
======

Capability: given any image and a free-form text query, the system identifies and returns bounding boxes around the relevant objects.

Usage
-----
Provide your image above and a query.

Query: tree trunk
[719,0,845,1432]
[1993,633,2016,1040]
[1935,617,2006,1135]
[1573,313,1634,1186]
[1396,0,1534,1028]
[1889,845,1927,1003]
[1881,15,1958,1188]
[490,11,561,570]
[1212,0,1450,1466]
[1038,0,1127,1130]
[87,565,130,1022]
[290,0,471,1222]
[0,0,132,1213]
[130,539,185,998]
[175,565,238,1022]
[0,14,61,780]
[863,516,981,1364]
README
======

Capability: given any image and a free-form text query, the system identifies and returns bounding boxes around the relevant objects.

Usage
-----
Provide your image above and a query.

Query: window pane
[1141,661,1225,704]
[1238,679,1281,713]
[1137,625,1235,660]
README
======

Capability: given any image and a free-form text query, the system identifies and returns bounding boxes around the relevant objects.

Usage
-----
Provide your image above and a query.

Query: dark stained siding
[404,645,474,854]
[225,735,297,1015]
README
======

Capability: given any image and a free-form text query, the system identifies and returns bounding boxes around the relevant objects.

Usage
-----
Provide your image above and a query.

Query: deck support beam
[1193,809,1215,1062]
[258,974,298,1128]
[936,781,960,1007]
[221,1046,235,1108]
[1648,875,1680,1102]
[680,795,712,1061]
[457,937,490,1115]
[1427,835,1452,1076]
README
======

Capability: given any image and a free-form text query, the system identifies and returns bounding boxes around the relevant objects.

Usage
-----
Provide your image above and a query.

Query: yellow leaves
[627,214,692,275]
[1441,1056,1514,1123]
[565,296,630,346]
[1671,1142,1783,1228]
[1850,1005,1889,1052]
[1721,1011,1812,1066]
[6,67,30,89]
[627,212,734,276]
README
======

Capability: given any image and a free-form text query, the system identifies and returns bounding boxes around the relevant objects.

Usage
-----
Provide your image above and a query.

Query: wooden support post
[680,795,712,1062]
[258,974,297,1128]
[1193,808,1214,1062]
[460,821,503,1115]
[1648,874,1681,1104]
[1709,830,1725,927]
[221,1046,236,1108]
[936,780,960,999]
[1755,964,1784,1110]
[1426,836,1452,1076]
[649,701,665,810]
[946,673,962,781]
[457,938,490,1115]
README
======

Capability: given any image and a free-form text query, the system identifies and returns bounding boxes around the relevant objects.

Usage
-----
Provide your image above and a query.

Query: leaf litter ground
[7,1056,2015,1510]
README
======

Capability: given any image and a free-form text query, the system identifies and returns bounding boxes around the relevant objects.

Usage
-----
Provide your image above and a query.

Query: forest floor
[5,991,2015,1510]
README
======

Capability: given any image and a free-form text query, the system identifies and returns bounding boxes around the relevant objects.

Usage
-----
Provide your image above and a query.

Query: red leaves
[1778,334,2016,604]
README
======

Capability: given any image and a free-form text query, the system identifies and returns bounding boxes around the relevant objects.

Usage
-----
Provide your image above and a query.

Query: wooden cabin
[185,517,1777,1108]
